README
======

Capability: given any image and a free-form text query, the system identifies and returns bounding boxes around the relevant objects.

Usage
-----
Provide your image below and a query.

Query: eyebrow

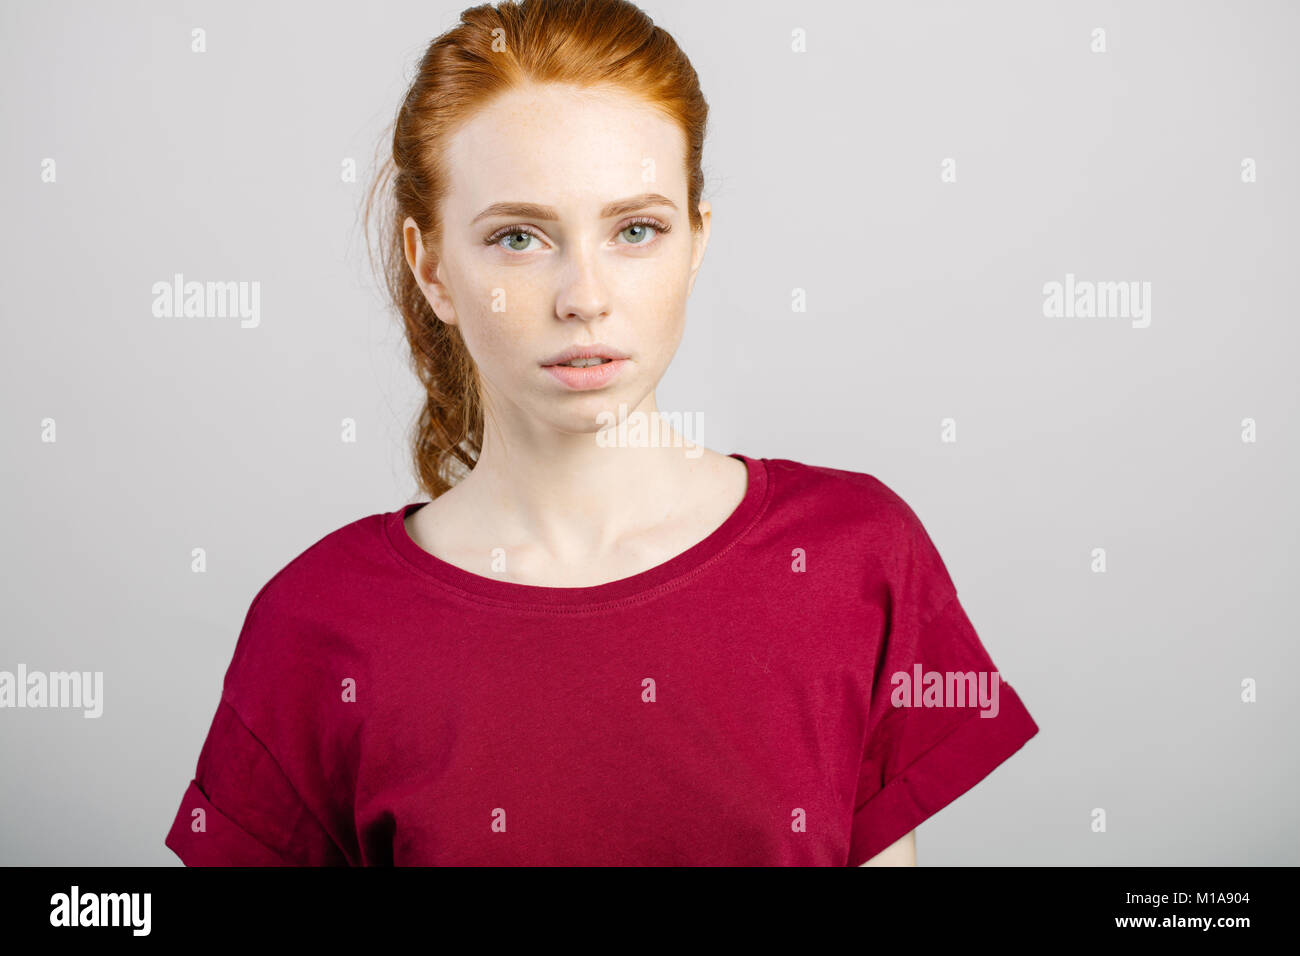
[469,192,678,226]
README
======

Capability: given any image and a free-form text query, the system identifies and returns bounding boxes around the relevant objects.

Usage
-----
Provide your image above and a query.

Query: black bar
[0,865,1279,942]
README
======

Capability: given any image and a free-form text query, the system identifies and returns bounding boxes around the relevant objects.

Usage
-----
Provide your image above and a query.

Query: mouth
[548,357,614,368]
[540,342,631,367]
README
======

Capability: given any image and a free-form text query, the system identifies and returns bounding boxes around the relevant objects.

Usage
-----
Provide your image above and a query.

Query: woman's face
[404,82,711,438]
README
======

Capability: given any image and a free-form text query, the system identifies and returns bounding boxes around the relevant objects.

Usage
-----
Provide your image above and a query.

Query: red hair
[364,0,709,500]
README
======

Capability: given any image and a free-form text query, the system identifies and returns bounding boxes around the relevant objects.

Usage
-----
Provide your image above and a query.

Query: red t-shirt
[165,453,1038,866]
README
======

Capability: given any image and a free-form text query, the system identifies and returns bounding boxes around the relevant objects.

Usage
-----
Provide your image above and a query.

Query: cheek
[458,301,525,374]
[447,265,547,367]
[620,249,691,314]
[638,256,691,328]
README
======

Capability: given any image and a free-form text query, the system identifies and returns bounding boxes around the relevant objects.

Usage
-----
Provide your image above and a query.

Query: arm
[858,829,916,866]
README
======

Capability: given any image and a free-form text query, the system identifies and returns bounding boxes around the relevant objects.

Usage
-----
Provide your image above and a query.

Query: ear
[403,216,458,324]
[686,200,711,296]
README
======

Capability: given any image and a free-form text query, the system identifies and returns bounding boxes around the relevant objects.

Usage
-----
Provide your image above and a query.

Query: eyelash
[483,216,671,250]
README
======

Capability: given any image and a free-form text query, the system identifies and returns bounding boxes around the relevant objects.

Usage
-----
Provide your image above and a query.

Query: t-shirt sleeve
[847,496,1039,866]
[165,577,354,867]
[164,698,349,866]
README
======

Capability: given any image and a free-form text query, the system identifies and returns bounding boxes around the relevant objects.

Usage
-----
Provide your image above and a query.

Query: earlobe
[425,266,458,326]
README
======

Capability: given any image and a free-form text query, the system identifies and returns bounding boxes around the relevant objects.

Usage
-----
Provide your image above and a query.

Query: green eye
[618,218,670,245]
[621,223,654,243]
[502,231,537,251]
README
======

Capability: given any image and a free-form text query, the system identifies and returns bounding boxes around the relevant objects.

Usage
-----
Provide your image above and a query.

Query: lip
[540,343,631,366]
[543,358,629,391]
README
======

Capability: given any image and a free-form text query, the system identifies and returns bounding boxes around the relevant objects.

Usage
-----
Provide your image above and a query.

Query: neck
[451,390,716,560]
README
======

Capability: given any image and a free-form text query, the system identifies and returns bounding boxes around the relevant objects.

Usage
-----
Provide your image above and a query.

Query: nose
[554,241,611,323]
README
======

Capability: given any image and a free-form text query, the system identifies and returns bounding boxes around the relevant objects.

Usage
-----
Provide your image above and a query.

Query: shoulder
[757,456,953,600]
[221,507,402,689]
[761,456,927,543]
[241,508,396,624]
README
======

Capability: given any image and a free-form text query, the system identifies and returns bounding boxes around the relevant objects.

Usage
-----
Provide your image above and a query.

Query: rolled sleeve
[164,699,348,866]
[848,670,1038,865]
[848,497,1040,866]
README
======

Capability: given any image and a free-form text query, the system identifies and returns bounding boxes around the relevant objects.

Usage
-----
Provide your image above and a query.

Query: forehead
[441,83,687,212]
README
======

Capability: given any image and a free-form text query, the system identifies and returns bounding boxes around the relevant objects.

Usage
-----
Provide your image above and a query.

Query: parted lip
[540,343,630,365]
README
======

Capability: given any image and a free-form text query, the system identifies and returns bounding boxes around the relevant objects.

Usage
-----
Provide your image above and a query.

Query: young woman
[165,0,1038,867]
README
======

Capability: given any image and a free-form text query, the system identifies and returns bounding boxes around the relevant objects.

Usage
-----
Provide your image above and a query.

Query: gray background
[2,0,1296,865]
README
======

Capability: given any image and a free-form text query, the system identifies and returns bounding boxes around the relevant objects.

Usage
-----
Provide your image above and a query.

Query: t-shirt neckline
[384,453,770,610]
